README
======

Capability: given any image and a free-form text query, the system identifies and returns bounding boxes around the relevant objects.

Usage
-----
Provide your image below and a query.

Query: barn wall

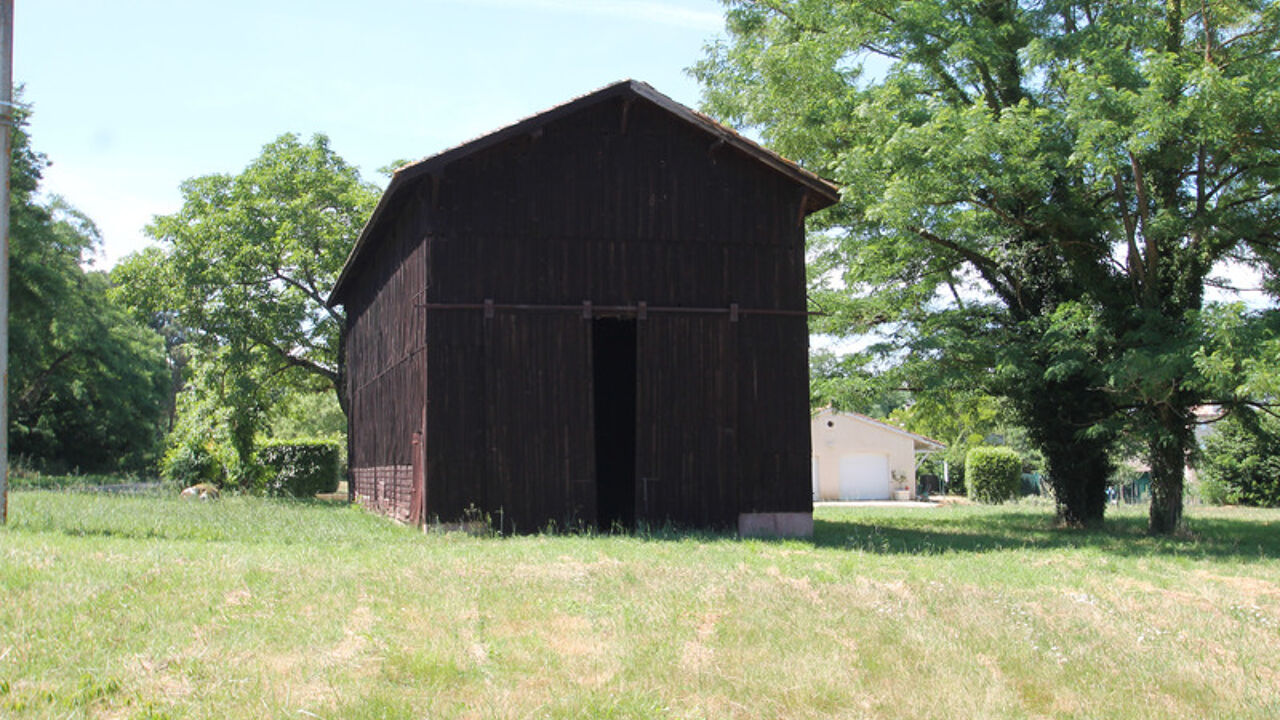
[421,312,595,530]
[344,187,429,517]
[635,315,738,528]
[415,97,813,530]
[429,98,809,308]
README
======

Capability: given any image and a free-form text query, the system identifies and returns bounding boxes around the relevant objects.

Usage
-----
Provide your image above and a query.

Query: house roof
[813,408,947,452]
[326,79,841,307]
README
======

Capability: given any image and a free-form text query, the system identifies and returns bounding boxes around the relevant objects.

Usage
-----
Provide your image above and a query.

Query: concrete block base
[738,512,814,539]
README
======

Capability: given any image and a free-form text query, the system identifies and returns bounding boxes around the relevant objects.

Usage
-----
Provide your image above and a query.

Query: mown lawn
[1,491,1278,719]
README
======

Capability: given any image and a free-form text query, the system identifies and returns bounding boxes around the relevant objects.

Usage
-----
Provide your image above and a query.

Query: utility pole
[0,0,12,524]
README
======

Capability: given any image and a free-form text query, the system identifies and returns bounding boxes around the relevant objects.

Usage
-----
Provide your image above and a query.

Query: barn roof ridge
[328,79,841,307]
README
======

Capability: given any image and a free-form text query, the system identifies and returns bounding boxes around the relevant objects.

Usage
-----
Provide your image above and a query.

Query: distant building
[810,409,945,501]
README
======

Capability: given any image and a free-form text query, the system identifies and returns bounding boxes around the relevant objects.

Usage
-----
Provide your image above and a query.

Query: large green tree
[114,134,379,475]
[9,98,169,473]
[696,0,1280,532]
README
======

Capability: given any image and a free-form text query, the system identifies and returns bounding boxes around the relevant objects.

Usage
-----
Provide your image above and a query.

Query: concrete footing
[738,512,813,539]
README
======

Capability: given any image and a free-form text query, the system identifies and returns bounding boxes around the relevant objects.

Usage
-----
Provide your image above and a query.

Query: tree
[1197,410,1280,507]
[8,96,169,473]
[695,0,1280,532]
[809,348,909,417]
[114,134,379,476]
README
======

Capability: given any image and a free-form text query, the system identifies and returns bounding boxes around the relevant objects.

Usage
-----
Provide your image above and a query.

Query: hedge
[258,438,342,497]
[965,446,1021,504]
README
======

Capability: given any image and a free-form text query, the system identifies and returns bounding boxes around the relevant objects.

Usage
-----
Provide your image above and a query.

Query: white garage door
[838,453,891,500]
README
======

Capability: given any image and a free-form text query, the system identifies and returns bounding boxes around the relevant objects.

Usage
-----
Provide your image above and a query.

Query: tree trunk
[1046,440,1111,528]
[1019,373,1115,528]
[1148,406,1191,534]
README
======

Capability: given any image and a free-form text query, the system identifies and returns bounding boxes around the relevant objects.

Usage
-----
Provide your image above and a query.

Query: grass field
[2,491,1278,719]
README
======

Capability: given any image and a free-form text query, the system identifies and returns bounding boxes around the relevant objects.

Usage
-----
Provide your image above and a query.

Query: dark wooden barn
[326,80,838,535]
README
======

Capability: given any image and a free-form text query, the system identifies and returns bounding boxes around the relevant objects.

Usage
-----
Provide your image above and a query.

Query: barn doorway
[593,318,637,530]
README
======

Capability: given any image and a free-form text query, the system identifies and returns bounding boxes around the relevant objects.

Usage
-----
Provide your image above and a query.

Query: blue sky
[17,0,727,266]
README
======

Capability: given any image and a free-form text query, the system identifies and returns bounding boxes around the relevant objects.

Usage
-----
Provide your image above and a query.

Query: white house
[811,409,945,501]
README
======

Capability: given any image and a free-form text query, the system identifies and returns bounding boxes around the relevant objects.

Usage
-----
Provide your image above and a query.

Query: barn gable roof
[327,79,840,307]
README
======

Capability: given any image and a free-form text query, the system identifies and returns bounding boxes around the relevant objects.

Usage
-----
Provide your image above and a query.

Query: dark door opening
[593,318,637,530]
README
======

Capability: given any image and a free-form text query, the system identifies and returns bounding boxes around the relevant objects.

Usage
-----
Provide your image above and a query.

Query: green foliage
[1197,473,1234,507]
[696,0,1280,532]
[809,349,908,417]
[258,438,342,497]
[892,391,997,493]
[123,132,377,391]
[965,447,1022,504]
[161,360,345,496]
[159,356,245,489]
[268,389,347,439]
[1194,305,1280,417]
[1198,412,1280,507]
[6,467,150,491]
[115,133,378,478]
[7,92,169,473]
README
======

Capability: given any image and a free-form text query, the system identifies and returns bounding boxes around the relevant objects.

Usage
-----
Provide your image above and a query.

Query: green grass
[2,492,1279,719]
[6,469,156,491]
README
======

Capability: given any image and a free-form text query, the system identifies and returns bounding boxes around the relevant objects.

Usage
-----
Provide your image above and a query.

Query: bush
[258,438,342,498]
[965,446,1021,504]
[1198,413,1280,507]
[160,370,239,489]
[161,438,232,489]
[1198,475,1234,506]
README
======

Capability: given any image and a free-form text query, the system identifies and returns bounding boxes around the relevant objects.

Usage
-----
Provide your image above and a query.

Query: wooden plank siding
[333,82,835,531]
[635,315,739,528]
[343,189,429,509]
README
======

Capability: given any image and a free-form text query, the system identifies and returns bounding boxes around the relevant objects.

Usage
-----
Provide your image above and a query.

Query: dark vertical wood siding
[343,190,429,516]
[635,315,738,528]
[481,314,594,531]
[343,92,817,530]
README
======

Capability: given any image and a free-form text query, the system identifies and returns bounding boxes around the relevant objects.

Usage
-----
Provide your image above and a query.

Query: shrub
[1197,413,1280,507]
[161,438,232,489]
[258,438,342,498]
[1198,475,1234,506]
[160,370,238,489]
[965,446,1021,504]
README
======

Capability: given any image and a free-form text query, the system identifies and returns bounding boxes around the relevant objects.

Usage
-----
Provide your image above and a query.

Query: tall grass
[2,493,1278,719]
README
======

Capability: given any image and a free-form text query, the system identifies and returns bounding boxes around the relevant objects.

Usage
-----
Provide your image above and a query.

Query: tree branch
[250,333,339,386]
[273,271,344,325]
[15,349,76,414]
[907,225,1016,304]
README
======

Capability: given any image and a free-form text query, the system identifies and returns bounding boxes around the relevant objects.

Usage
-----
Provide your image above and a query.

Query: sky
[15,0,1271,307]
[16,0,728,267]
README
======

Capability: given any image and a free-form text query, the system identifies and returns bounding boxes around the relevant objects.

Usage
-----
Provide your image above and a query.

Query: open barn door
[593,318,637,530]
